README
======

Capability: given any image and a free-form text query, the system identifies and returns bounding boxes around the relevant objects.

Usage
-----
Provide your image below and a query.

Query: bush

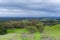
[26,26,37,34]
[36,23,45,33]
[0,24,7,35]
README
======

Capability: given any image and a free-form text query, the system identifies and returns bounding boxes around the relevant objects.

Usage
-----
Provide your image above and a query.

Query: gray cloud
[0,0,60,17]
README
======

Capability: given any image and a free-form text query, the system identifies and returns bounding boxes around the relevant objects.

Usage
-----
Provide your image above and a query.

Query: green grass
[0,28,41,40]
[44,24,60,36]
[0,24,60,40]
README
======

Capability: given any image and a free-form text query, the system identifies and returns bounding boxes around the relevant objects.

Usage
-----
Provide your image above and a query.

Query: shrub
[0,24,7,35]
[26,26,37,34]
[36,23,45,33]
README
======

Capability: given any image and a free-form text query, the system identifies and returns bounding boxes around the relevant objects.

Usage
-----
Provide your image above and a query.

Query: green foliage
[0,24,7,35]
[0,19,58,34]
[26,26,37,34]
[0,20,46,34]
[36,22,45,33]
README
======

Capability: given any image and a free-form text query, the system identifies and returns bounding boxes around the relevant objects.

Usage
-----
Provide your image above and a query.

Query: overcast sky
[0,0,60,17]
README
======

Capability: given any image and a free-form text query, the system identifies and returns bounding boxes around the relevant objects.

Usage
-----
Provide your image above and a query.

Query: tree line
[0,20,57,35]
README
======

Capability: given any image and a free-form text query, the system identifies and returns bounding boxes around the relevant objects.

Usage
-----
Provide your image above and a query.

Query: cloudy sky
[0,0,60,17]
